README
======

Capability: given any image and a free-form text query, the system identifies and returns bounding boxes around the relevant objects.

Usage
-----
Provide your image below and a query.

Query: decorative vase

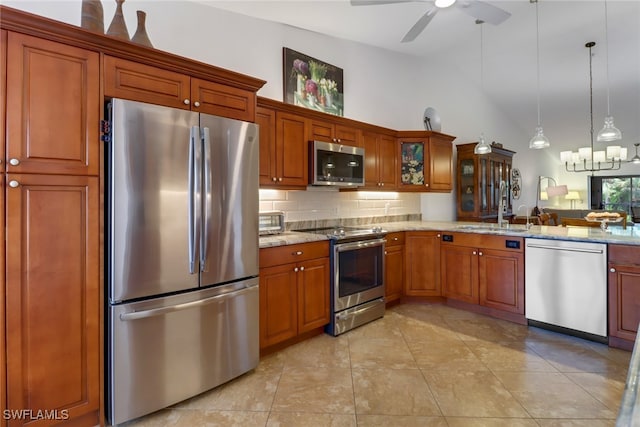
[81,0,104,33]
[131,10,153,48]
[106,0,129,40]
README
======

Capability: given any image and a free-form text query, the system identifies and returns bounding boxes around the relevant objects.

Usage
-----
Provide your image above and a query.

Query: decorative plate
[511,168,521,200]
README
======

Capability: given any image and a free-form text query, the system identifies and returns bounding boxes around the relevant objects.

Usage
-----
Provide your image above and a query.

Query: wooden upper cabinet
[428,135,454,192]
[273,111,308,188]
[256,106,277,186]
[104,56,255,121]
[309,119,360,147]
[362,130,396,190]
[6,32,100,176]
[397,132,454,192]
[5,173,100,426]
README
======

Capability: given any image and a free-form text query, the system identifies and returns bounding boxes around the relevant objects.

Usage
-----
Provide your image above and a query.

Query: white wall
[4,0,541,221]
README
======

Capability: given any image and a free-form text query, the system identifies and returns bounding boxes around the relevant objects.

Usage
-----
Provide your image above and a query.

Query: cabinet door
[479,249,524,314]
[275,111,308,187]
[404,232,441,296]
[378,135,397,189]
[191,78,255,122]
[335,124,360,146]
[6,174,100,426]
[0,175,5,424]
[427,138,453,191]
[1,30,6,174]
[104,55,191,110]
[309,120,334,142]
[256,106,277,186]
[441,245,479,304]
[608,263,640,342]
[362,130,380,189]
[297,257,330,333]
[259,263,298,348]
[385,245,404,302]
[7,33,100,176]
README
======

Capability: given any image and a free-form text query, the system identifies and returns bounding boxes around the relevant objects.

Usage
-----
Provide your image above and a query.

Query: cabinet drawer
[260,241,329,268]
[440,232,523,252]
[609,244,640,266]
[385,232,405,247]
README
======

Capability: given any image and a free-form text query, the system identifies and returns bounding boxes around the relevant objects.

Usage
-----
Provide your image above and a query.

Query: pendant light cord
[535,0,541,127]
[604,0,611,115]
[588,42,595,164]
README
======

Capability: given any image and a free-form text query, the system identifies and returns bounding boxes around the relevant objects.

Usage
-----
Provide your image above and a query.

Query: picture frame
[400,142,424,185]
[283,47,344,116]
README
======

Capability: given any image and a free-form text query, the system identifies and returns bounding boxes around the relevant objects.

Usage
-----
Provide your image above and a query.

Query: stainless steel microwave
[310,140,365,187]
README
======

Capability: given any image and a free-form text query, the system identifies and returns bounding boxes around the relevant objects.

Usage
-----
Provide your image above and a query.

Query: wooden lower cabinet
[440,232,524,318]
[5,174,100,427]
[259,242,330,350]
[608,244,640,350]
[404,231,441,297]
[384,232,405,303]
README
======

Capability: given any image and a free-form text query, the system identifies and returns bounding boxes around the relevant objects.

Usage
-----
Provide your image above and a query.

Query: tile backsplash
[259,188,421,225]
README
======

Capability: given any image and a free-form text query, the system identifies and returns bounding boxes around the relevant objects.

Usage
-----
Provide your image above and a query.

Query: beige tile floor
[120,303,631,427]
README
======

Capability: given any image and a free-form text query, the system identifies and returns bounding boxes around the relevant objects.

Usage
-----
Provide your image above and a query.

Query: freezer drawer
[107,278,259,425]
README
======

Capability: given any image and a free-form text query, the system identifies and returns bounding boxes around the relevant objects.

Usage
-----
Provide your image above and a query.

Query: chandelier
[560,42,625,173]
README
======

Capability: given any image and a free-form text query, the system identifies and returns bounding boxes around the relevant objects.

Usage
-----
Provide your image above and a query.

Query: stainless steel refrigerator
[106,99,260,425]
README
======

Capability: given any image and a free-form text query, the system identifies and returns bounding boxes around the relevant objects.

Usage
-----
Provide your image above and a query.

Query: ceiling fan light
[435,0,456,8]
[529,126,550,149]
[596,116,622,142]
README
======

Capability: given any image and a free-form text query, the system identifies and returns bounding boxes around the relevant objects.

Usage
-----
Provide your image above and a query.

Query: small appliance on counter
[259,211,285,235]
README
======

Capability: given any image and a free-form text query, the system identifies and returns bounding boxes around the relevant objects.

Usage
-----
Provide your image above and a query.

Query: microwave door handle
[201,127,212,272]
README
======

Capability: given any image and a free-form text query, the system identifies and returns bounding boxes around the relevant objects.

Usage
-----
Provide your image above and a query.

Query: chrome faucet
[517,204,532,229]
[497,180,509,228]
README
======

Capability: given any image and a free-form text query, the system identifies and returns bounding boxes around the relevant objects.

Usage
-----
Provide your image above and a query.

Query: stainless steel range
[306,226,386,336]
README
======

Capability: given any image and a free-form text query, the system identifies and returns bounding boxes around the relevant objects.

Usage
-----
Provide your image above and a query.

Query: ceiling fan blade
[350,0,417,5]
[457,0,511,25]
[401,7,438,43]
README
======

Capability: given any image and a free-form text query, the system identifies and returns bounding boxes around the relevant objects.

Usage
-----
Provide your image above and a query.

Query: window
[590,175,640,219]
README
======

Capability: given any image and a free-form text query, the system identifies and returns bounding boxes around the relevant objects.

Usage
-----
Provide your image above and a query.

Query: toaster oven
[258,211,285,235]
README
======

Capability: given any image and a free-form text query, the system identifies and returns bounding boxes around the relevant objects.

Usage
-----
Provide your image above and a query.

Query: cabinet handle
[193,101,200,107]
[183,99,190,105]
[293,251,303,256]
[9,180,19,188]
[9,158,20,166]
[294,267,299,272]
[610,268,616,273]
[300,266,305,271]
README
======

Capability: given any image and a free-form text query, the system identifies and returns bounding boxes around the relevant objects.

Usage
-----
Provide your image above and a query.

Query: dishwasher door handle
[526,243,604,254]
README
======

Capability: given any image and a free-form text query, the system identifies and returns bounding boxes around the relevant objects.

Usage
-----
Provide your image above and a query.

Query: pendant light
[596,0,622,142]
[631,143,640,164]
[529,0,549,149]
[474,19,492,155]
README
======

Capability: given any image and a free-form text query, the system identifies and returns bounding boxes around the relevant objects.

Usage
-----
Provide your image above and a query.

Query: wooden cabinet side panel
[440,245,479,304]
[103,55,191,110]
[191,78,255,122]
[259,264,298,348]
[404,232,440,296]
[256,106,277,186]
[5,174,100,422]
[7,33,100,176]
[297,257,330,333]
[479,249,524,314]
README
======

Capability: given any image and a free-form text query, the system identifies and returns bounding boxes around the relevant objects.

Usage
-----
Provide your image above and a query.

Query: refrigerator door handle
[119,284,257,321]
[201,127,212,272]
[188,126,201,274]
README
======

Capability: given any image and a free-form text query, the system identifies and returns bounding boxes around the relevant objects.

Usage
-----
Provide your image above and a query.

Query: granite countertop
[259,220,640,248]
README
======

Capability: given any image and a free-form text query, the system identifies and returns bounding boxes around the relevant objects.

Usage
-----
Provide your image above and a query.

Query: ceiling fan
[350,0,511,42]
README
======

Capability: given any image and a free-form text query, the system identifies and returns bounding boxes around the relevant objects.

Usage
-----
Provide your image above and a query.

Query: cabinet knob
[300,266,305,271]
[183,99,190,105]
[294,267,299,272]
[610,268,616,273]
[425,183,430,187]
[272,177,277,182]
[437,234,441,237]
[473,251,477,255]
[9,158,20,166]
[9,180,19,188]
[393,237,398,241]
[193,101,200,107]
[478,251,483,256]
[278,177,283,182]
[385,251,388,255]
[380,183,384,187]
[293,251,303,256]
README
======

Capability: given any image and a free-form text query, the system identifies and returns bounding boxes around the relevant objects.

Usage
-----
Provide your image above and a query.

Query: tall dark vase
[106,0,129,40]
[80,0,104,33]
[131,10,153,48]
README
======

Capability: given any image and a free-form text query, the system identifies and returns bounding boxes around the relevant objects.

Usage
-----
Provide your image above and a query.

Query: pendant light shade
[529,0,549,150]
[631,143,640,164]
[596,0,622,143]
[474,133,492,154]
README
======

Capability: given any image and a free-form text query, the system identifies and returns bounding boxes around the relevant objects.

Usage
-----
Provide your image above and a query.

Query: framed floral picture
[283,47,344,116]
[401,142,424,185]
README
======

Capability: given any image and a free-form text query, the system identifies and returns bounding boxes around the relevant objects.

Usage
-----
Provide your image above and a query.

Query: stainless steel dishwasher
[525,238,607,340]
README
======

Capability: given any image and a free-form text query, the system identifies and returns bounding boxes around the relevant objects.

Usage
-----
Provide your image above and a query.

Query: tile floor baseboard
[118,303,629,427]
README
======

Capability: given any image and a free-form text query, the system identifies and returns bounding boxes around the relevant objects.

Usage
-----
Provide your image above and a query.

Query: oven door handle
[335,237,386,252]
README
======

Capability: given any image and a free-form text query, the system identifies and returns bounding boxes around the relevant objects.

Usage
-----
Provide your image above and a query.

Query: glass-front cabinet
[456,142,515,222]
